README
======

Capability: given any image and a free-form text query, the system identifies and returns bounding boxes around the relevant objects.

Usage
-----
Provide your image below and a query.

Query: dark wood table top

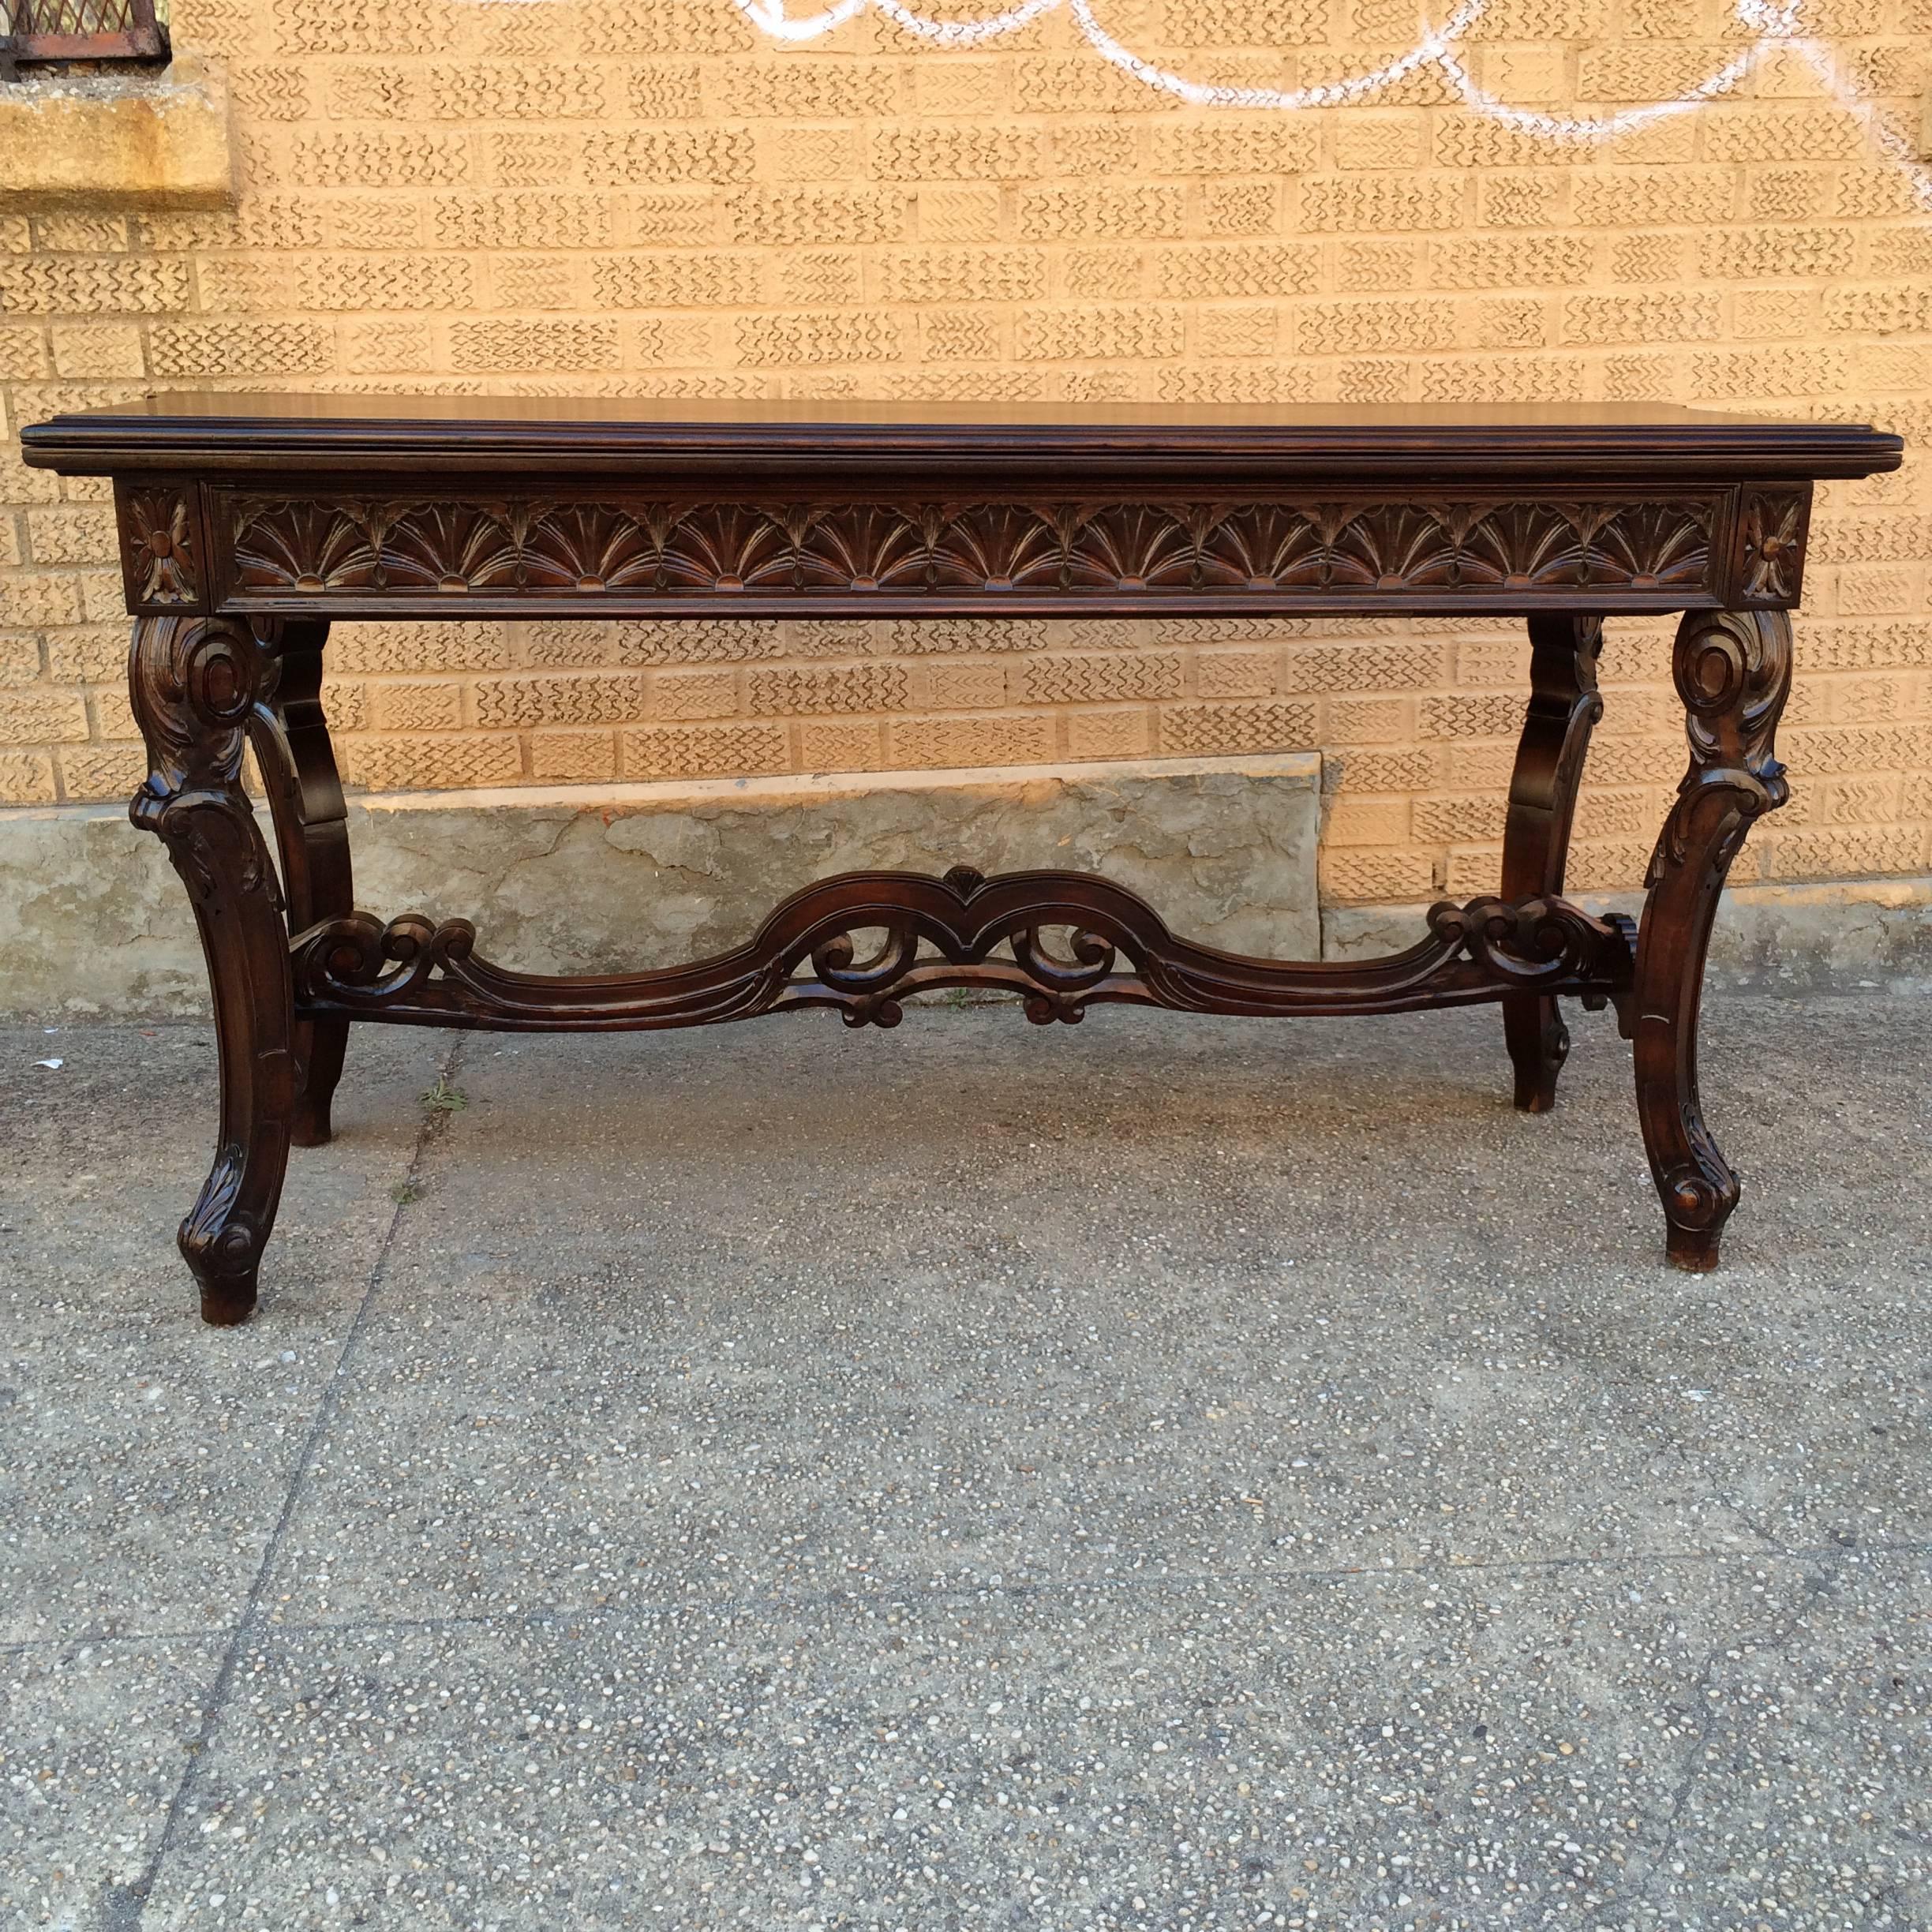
[22,393,1903,483]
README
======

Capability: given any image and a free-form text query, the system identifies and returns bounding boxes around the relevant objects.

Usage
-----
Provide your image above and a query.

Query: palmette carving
[225,493,1724,602]
[291,874,1634,1034]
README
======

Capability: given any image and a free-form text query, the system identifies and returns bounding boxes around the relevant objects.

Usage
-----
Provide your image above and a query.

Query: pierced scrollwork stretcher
[290,867,1638,1036]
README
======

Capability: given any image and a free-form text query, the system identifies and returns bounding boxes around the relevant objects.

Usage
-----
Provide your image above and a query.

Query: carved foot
[189,1256,261,1326]
[1666,1224,1724,1272]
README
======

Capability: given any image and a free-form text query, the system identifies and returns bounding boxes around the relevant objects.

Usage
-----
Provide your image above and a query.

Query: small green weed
[421,1078,468,1116]
[391,1178,424,1206]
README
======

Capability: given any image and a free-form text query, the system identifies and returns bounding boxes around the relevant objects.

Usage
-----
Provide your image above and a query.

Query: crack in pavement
[94,1035,468,1932]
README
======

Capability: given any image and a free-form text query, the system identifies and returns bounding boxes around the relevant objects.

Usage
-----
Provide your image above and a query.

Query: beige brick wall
[2,0,1929,904]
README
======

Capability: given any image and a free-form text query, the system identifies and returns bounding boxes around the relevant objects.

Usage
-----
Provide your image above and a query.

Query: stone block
[0,62,234,211]
[0,753,1322,1015]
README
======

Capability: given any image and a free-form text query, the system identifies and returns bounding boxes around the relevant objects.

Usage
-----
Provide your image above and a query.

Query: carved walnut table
[21,395,1901,1324]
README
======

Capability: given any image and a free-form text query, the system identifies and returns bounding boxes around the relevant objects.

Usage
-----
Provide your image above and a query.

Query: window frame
[2,0,169,73]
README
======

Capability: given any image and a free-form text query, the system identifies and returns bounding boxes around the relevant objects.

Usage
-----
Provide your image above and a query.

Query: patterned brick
[1158,701,1318,755]
[473,673,646,728]
[1560,293,1720,345]
[726,189,904,245]
[24,507,114,567]
[56,744,144,801]
[923,663,1009,710]
[1319,848,1437,902]
[1158,364,1319,402]
[1571,168,1734,227]
[593,253,761,309]
[586,129,755,185]
[149,321,333,376]
[869,127,1039,180]
[735,311,901,363]
[1297,176,1462,231]
[0,691,90,743]
[293,133,470,185]
[0,258,189,313]
[451,320,620,372]
[888,714,1055,769]
[369,682,464,733]
[1015,654,1183,704]
[615,620,782,665]
[344,734,523,791]
[1429,235,1593,289]
[621,723,790,778]
[1701,108,1866,163]
[1153,244,1320,298]
[1297,299,1455,354]
[48,324,140,378]
[1017,306,1183,360]
[530,731,619,782]
[879,249,1045,304]
[1709,227,1856,280]
[0,751,57,803]
[425,65,607,119]
[1017,188,1185,241]
[799,720,886,771]
[727,62,900,118]
[329,622,512,675]
[435,195,613,252]
[748,665,908,715]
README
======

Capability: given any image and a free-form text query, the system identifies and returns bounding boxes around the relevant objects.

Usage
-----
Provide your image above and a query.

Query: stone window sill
[0,55,232,208]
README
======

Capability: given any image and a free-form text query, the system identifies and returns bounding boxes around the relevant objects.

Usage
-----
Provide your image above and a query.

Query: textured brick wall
[2,0,1929,904]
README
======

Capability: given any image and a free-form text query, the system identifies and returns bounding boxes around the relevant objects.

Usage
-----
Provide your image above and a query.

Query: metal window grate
[2,0,170,68]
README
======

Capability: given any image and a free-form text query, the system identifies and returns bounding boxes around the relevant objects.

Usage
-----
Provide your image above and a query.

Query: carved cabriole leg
[1500,614,1604,1112]
[129,615,298,1325]
[1632,608,1793,1271]
[247,619,352,1147]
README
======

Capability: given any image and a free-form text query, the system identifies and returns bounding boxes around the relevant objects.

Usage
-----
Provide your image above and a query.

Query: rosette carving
[1736,488,1807,605]
[122,485,201,607]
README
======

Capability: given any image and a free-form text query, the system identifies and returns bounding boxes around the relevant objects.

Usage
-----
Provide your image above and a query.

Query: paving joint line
[256,1533,1932,1645]
[12,1532,1930,1665]
[92,1035,467,1931]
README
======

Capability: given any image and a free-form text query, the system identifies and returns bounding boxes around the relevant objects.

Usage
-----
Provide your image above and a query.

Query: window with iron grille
[1,0,170,73]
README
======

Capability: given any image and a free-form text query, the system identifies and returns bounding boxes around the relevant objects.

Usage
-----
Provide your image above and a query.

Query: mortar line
[99,1035,467,1931]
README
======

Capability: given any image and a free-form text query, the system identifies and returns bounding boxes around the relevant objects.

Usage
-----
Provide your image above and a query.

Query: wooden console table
[21,396,1901,1324]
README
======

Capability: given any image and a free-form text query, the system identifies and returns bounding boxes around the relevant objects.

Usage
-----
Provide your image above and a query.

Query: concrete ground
[2,992,1928,1932]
